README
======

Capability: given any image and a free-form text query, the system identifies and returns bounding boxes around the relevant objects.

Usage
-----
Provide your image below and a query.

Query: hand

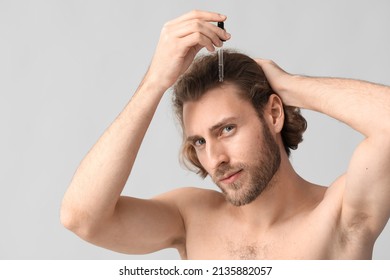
[146,10,231,91]
[255,58,295,106]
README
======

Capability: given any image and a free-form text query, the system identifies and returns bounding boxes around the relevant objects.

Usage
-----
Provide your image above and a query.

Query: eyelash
[193,138,206,147]
[222,125,235,134]
[192,125,236,147]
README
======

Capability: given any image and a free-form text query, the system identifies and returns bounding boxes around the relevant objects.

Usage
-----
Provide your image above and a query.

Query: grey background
[1,0,389,259]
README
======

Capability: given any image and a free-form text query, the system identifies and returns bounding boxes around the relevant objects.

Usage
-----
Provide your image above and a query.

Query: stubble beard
[212,124,281,206]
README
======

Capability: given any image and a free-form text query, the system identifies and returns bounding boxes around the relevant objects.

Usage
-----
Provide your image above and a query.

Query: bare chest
[183,214,348,260]
[185,226,329,259]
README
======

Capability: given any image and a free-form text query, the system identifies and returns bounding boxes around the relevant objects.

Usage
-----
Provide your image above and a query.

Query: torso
[175,184,374,260]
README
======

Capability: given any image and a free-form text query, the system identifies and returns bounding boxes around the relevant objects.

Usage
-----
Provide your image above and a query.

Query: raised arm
[257,59,390,239]
[60,10,230,255]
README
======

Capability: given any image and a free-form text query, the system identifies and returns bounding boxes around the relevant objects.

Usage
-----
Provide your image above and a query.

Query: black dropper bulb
[217,22,225,42]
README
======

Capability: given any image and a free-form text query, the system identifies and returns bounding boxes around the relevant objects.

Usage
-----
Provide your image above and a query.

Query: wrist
[283,75,325,111]
[140,71,171,97]
[273,74,304,107]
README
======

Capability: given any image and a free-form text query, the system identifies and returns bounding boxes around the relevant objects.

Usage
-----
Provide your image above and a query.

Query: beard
[211,122,281,206]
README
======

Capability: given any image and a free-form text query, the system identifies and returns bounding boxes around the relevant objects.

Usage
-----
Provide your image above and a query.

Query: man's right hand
[146,10,231,91]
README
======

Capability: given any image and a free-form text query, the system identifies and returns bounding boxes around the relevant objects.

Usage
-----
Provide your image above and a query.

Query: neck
[231,152,315,228]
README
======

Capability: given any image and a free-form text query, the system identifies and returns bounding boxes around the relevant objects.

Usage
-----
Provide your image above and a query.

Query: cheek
[194,150,210,170]
[231,131,262,159]
[196,151,205,164]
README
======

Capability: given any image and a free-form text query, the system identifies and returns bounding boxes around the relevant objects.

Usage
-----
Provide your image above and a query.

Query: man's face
[183,84,281,206]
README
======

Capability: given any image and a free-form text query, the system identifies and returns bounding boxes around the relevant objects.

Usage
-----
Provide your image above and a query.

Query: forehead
[182,84,258,135]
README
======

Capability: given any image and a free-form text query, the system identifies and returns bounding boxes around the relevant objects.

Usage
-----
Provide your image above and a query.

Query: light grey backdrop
[1,0,389,259]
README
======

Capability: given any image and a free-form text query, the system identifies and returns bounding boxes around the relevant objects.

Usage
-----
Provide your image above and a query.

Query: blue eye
[222,125,235,134]
[194,138,206,147]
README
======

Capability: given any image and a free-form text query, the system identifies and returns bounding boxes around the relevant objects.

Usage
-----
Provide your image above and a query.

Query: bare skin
[60,10,390,259]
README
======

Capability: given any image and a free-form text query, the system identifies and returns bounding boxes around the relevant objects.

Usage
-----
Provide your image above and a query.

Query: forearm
[61,78,166,229]
[283,75,390,137]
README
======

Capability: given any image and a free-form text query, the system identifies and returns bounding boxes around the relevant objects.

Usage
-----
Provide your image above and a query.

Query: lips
[219,169,242,183]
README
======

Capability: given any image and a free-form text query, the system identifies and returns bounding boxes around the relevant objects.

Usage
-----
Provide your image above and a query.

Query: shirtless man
[60,10,390,259]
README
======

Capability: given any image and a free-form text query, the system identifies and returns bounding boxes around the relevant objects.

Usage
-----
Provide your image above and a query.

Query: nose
[206,140,229,171]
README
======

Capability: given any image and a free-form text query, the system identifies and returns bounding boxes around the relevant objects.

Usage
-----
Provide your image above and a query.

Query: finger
[254,58,272,65]
[255,59,290,78]
[255,58,280,70]
[169,10,227,25]
[171,20,230,47]
[181,32,216,53]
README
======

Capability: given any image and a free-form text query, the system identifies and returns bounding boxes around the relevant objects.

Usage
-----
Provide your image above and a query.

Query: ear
[265,94,284,133]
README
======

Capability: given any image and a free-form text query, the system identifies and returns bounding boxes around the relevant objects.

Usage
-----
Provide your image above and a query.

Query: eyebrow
[209,116,238,133]
[185,116,239,143]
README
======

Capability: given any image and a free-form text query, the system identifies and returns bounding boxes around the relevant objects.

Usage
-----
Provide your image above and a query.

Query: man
[61,10,390,259]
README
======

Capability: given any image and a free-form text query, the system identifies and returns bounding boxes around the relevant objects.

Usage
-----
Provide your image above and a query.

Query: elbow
[60,204,81,234]
[60,205,77,232]
[60,203,98,241]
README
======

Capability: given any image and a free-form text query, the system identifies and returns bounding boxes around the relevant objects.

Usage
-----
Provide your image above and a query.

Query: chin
[225,189,262,207]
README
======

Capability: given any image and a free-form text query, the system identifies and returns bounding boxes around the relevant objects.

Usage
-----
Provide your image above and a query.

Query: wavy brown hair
[172,50,307,178]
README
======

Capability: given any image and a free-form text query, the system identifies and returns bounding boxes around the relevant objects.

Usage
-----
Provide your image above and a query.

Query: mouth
[219,169,243,184]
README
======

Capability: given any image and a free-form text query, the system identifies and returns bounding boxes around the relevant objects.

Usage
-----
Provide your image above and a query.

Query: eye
[222,125,235,134]
[193,138,206,147]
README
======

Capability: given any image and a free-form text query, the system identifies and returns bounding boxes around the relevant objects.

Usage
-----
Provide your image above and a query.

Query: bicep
[341,136,390,237]
[87,193,185,255]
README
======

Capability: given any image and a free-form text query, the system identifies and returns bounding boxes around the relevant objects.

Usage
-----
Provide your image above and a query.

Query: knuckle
[190,9,201,16]
[161,23,171,33]
[194,32,203,40]
[163,18,174,28]
[191,20,202,30]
